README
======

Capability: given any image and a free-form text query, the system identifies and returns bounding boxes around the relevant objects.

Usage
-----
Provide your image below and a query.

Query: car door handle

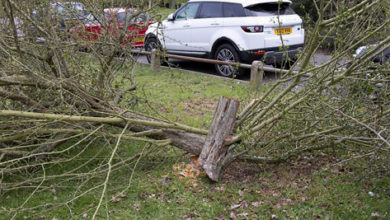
[183,24,190,28]
[211,23,220,26]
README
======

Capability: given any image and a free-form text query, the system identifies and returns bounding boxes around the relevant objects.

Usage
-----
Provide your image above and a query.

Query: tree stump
[199,97,239,182]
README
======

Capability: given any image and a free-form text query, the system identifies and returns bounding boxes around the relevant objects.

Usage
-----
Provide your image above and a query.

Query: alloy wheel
[216,48,237,77]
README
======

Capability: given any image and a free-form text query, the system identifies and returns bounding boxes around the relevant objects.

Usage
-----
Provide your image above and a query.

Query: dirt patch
[223,162,262,184]
[223,155,338,186]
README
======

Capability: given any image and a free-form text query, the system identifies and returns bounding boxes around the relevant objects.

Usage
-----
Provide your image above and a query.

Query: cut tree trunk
[198,97,239,182]
[116,110,206,156]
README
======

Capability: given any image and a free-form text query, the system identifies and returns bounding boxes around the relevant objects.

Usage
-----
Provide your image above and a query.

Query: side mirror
[167,13,175,21]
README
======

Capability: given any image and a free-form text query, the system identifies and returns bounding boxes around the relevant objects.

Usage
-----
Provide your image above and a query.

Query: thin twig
[92,123,129,219]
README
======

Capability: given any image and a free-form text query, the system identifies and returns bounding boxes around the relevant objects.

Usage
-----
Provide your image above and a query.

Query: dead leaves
[111,195,121,203]
[228,189,262,219]
[238,189,244,197]
[214,185,226,192]
[229,210,251,220]
[230,201,248,210]
[133,203,141,212]
[251,200,265,207]
[225,187,300,220]
[229,203,242,210]
[183,212,200,220]
[111,192,126,203]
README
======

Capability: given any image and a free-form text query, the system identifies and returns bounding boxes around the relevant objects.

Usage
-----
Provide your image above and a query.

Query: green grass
[123,65,258,128]
[2,151,389,219]
[152,7,177,21]
[1,67,389,219]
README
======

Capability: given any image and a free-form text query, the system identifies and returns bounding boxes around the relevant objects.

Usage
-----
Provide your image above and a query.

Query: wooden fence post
[151,49,161,72]
[250,61,264,89]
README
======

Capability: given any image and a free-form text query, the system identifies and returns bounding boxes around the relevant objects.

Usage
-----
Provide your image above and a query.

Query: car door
[184,2,224,52]
[161,2,200,52]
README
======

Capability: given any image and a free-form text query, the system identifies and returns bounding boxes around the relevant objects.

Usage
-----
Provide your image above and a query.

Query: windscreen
[245,3,295,16]
[106,12,152,24]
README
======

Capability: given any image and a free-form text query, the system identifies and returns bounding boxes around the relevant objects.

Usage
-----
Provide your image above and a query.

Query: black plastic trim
[239,44,304,64]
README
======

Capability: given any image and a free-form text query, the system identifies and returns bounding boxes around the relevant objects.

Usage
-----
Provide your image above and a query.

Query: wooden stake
[250,61,264,89]
[151,49,161,72]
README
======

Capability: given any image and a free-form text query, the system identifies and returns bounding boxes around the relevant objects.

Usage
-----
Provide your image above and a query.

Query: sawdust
[172,156,205,185]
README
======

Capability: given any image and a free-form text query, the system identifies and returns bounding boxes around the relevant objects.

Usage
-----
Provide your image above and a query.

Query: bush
[291,0,318,22]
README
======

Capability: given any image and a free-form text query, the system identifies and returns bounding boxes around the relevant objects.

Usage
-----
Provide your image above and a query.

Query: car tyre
[214,44,243,78]
[273,59,294,70]
[145,37,166,64]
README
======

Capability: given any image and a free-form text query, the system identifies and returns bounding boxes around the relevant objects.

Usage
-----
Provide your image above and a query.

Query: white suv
[145,0,305,77]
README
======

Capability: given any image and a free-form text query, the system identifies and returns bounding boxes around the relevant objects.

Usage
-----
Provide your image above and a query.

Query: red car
[71,8,153,48]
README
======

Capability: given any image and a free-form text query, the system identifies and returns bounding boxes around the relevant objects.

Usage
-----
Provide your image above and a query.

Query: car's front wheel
[214,44,243,78]
[145,37,165,64]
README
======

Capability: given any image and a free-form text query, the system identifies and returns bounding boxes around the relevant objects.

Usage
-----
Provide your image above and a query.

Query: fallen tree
[0,0,389,217]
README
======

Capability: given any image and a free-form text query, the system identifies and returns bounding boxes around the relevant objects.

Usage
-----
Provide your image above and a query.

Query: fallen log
[0,97,243,181]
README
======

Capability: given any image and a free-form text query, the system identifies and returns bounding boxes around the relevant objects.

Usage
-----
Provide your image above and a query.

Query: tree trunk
[116,109,206,156]
[169,0,176,8]
[198,97,239,182]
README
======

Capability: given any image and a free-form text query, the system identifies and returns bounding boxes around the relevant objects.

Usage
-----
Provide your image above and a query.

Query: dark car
[50,2,88,29]
[31,1,88,37]
[353,43,390,64]
[351,43,390,101]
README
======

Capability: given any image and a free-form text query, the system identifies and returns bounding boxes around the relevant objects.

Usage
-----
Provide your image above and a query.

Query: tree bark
[198,97,239,182]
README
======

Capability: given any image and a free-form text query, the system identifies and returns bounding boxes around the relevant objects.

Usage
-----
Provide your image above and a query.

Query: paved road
[135,51,334,82]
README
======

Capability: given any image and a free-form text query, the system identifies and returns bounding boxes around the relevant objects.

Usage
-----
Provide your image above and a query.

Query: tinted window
[84,14,103,24]
[176,3,200,20]
[117,12,128,23]
[107,12,149,23]
[134,13,151,22]
[198,2,223,18]
[104,13,110,21]
[245,3,295,16]
[223,3,246,17]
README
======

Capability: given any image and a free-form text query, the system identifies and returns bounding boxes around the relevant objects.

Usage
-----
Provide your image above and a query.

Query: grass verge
[0,65,388,219]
